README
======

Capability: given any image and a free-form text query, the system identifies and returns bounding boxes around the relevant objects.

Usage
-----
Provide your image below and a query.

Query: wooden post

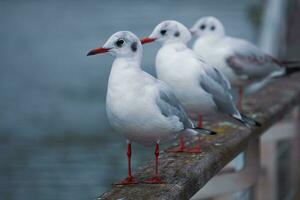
[257,107,298,200]
[291,106,300,196]
[191,138,260,200]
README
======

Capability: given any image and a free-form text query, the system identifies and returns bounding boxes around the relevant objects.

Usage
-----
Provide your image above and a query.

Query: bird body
[142,20,260,128]
[155,42,217,116]
[106,57,188,146]
[192,35,240,83]
[193,34,283,83]
[190,16,298,86]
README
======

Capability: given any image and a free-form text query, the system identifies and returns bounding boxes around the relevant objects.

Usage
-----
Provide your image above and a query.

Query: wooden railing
[97,0,300,198]
[98,73,300,200]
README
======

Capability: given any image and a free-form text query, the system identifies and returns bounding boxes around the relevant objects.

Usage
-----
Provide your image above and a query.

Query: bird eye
[211,26,215,31]
[200,25,206,30]
[174,31,180,37]
[160,29,167,36]
[115,39,125,47]
[131,42,137,52]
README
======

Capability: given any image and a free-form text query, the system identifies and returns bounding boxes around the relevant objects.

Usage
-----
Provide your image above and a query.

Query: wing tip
[194,127,217,135]
[239,113,262,128]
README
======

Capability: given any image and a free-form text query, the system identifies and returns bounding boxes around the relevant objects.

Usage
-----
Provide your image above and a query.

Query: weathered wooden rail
[98,73,300,200]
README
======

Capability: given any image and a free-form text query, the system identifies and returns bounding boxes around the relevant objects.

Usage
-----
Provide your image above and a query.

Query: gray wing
[203,64,231,90]
[194,52,231,90]
[200,67,239,116]
[225,37,281,78]
[226,54,279,77]
[155,81,194,129]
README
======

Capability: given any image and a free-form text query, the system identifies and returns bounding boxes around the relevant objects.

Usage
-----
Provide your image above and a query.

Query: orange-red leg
[143,143,164,184]
[114,142,138,185]
[166,135,185,153]
[187,114,202,153]
[197,114,203,128]
[237,86,243,111]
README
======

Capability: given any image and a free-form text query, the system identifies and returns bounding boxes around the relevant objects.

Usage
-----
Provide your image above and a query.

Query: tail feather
[285,66,300,76]
[278,59,300,76]
[189,127,217,136]
[280,60,300,65]
[232,113,261,128]
[240,113,261,127]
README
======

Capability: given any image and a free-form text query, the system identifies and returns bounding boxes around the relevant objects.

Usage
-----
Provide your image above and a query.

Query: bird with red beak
[140,20,261,153]
[190,16,300,109]
[87,31,216,185]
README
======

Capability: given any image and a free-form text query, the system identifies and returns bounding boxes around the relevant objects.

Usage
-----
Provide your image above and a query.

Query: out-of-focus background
[1,0,296,199]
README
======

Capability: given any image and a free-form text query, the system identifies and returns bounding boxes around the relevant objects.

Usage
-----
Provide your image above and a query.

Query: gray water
[0,0,259,199]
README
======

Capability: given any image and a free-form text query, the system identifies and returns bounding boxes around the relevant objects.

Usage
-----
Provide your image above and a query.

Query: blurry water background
[0,0,260,199]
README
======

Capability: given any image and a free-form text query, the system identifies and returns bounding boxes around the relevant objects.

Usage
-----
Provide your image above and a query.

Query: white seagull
[141,20,260,139]
[87,31,216,185]
[190,16,300,106]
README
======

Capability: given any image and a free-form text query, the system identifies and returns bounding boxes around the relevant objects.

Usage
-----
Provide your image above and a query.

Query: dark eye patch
[115,39,125,47]
[200,25,206,30]
[160,29,167,35]
[211,26,215,31]
[131,42,137,52]
[174,31,180,37]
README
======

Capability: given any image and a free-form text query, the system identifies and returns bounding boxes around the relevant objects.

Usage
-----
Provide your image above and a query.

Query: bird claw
[143,177,165,184]
[166,146,185,153]
[166,145,202,153]
[186,146,202,153]
[113,177,138,185]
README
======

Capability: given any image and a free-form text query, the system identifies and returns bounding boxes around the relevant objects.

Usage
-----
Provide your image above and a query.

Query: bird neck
[108,57,143,92]
[114,54,142,67]
[112,56,142,73]
[202,33,224,41]
[162,41,187,49]
[196,34,223,46]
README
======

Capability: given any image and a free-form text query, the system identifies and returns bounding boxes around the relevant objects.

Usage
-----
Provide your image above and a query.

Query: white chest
[155,46,216,114]
[106,69,147,120]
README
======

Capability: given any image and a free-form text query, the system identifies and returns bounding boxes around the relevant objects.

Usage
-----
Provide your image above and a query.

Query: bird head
[87,31,142,59]
[190,16,225,38]
[141,20,192,46]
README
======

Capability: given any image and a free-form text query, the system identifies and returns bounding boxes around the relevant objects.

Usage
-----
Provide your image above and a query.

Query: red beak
[140,37,157,45]
[87,47,111,56]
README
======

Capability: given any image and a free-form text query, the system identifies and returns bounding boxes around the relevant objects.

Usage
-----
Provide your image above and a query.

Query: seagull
[87,31,216,185]
[141,20,261,149]
[190,16,300,108]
